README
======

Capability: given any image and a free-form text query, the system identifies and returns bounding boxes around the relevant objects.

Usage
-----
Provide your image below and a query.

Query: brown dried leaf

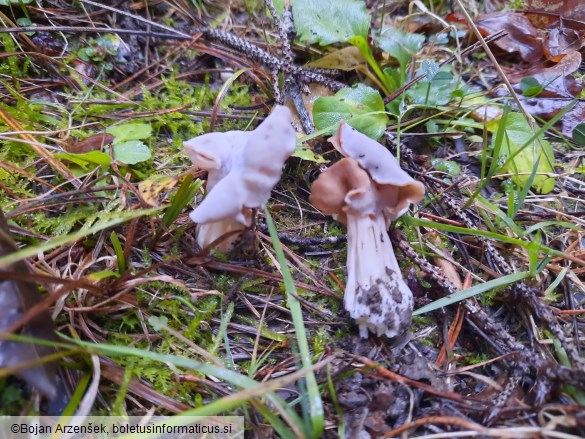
[64,133,114,153]
[307,46,367,71]
[520,97,585,139]
[544,27,584,61]
[525,0,585,27]
[476,12,544,63]
[509,50,583,97]
[0,211,57,399]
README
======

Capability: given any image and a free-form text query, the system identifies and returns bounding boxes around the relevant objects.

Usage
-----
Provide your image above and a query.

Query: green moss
[0,379,27,415]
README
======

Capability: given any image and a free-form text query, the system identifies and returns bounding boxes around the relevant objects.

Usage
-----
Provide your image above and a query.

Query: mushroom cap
[186,105,296,227]
[184,130,251,190]
[309,158,376,225]
[328,121,425,220]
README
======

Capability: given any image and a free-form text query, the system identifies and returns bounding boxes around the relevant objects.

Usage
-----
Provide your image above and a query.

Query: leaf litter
[0,0,584,437]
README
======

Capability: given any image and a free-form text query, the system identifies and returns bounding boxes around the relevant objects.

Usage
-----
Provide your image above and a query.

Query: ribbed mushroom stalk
[184,105,296,252]
[310,123,425,338]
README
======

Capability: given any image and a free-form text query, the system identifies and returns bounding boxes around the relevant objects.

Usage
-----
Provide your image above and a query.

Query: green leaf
[269,0,285,17]
[376,27,425,71]
[491,113,555,194]
[430,158,461,176]
[112,140,152,165]
[292,0,370,45]
[407,70,459,106]
[421,59,439,81]
[148,315,169,332]
[520,77,543,97]
[54,151,111,169]
[572,123,585,145]
[313,83,389,139]
[292,145,327,163]
[106,123,152,142]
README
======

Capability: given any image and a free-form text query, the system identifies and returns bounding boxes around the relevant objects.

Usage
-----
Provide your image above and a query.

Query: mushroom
[184,105,296,252]
[309,122,425,338]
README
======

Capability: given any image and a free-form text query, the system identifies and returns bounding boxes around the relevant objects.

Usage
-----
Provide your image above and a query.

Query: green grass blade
[511,157,540,219]
[59,372,91,416]
[62,336,309,431]
[524,221,579,235]
[402,215,569,260]
[475,194,524,238]
[162,175,202,227]
[110,231,126,273]
[0,207,163,268]
[263,207,324,438]
[413,272,530,315]
[466,105,511,207]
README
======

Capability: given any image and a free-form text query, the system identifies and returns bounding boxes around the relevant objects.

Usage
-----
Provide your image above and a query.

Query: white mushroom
[184,105,296,252]
[309,123,425,338]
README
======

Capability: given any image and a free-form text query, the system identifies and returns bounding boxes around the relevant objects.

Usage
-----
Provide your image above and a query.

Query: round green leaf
[376,27,425,70]
[113,140,152,165]
[520,77,543,97]
[292,0,370,45]
[313,84,389,139]
[107,123,152,142]
[55,151,111,169]
[572,123,585,145]
[491,113,555,194]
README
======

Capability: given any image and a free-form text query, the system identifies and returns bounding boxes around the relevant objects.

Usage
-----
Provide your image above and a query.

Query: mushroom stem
[196,219,246,253]
[345,213,413,338]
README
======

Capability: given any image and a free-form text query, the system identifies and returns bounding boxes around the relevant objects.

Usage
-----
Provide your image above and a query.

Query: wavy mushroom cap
[328,121,425,221]
[186,105,296,227]
[309,158,375,225]
[184,130,250,190]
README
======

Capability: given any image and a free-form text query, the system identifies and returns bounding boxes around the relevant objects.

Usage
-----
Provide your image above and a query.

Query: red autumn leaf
[475,12,544,63]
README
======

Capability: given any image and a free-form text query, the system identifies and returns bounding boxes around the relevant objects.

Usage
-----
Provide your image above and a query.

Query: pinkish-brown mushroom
[310,122,425,337]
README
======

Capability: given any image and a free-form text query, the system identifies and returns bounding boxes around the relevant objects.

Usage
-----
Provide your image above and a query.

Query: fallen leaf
[475,12,544,63]
[520,97,585,140]
[307,46,367,71]
[64,133,114,153]
[525,0,585,27]
[138,175,179,206]
[508,50,583,97]
[0,211,57,400]
[543,27,583,61]
[292,145,327,163]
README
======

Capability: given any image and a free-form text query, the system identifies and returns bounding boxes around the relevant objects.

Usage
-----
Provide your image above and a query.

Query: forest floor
[1,0,585,437]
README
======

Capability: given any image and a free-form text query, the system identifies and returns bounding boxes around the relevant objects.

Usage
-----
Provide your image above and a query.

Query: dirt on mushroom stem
[346,212,414,338]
